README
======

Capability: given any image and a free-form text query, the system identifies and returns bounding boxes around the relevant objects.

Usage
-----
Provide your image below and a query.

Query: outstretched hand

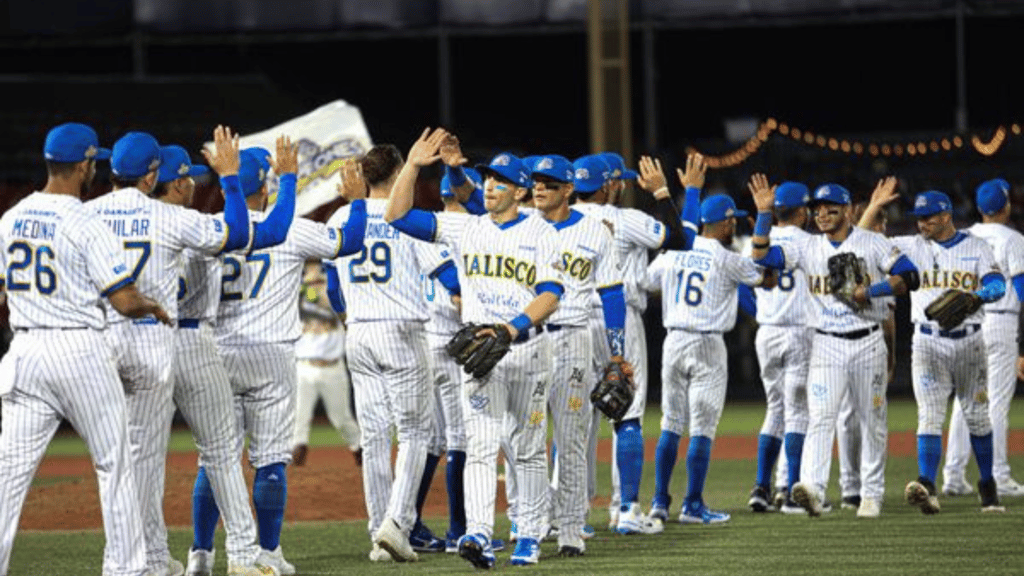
[439,133,468,168]
[407,127,449,167]
[201,125,240,177]
[636,155,668,195]
[267,135,299,175]
[676,152,708,190]
[337,158,367,201]
[869,176,900,208]
[747,173,776,213]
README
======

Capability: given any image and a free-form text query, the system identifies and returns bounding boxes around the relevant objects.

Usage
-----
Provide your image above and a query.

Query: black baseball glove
[827,252,870,311]
[925,289,982,331]
[445,323,513,379]
[590,359,636,421]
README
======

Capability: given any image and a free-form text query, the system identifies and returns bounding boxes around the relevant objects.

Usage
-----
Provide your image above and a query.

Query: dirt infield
[23,431,1024,531]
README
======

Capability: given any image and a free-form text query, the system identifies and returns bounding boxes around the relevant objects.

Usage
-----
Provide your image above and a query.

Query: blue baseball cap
[976,178,1010,215]
[440,167,481,198]
[111,132,162,179]
[476,153,530,188]
[520,155,540,173]
[701,194,748,224]
[573,155,611,193]
[774,182,810,208]
[44,122,111,163]
[809,183,851,206]
[238,150,267,198]
[243,147,272,175]
[910,190,952,218]
[157,145,209,184]
[530,155,574,183]
[600,152,638,180]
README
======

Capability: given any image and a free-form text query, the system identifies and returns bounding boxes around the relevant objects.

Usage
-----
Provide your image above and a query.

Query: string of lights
[687,118,1022,169]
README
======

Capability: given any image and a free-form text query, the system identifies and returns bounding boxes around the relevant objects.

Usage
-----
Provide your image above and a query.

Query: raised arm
[858,176,899,230]
[250,135,298,251]
[636,155,690,251]
[675,152,707,247]
[748,173,779,265]
[202,125,249,252]
[439,133,476,204]
[384,127,448,223]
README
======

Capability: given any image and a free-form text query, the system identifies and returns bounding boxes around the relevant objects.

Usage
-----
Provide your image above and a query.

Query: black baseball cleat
[841,495,862,510]
[748,485,771,512]
[557,545,584,558]
[978,478,1006,513]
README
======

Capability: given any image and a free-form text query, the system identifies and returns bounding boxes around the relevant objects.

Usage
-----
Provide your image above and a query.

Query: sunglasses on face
[815,207,841,217]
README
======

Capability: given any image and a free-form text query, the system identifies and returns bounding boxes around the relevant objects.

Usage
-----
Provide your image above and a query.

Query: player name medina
[464,252,538,287]
[11,218,57,240]
[919,268,978,291]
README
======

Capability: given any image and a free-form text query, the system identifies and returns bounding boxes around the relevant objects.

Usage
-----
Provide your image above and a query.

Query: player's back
[177,247,222,325]
[546,209,617,326]
[969,222,1024,313]
[328,198,433,323]
[217,214,344,346]
[87,187,228,323]
[1,192,130,329]
[754,226,813,326]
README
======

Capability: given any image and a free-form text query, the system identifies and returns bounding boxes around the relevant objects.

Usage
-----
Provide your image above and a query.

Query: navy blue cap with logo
[157,145,210,184]
[243,147,273,175]
[975,178,1010,216]
[44,122,111,163]
[809,183,851,206]
[774,182,810,208]
[238,150,268,198]
[701,194,748,224]
[111,132,162,179]
[530,155,574,184]
[600,152,638,180]
[476,153,530,188]
[573,155,611,193]
[910,190,952,218]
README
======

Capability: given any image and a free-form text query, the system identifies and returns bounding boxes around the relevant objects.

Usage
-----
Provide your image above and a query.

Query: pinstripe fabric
[660,332,729,438]
[173,324,261,566]
[836,386,862,499]
[0,330,147,576]
[426,332,465,454]
[754,325,812,438]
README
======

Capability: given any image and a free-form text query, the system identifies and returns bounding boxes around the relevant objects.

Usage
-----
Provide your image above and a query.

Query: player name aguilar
[463,253,538,287]
[103,218,151,237]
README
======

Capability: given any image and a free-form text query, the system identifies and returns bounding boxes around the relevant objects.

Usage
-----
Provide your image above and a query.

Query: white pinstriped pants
[293,358,361,451]
[912,327,990,437]
[0,330,147,576]
[347,321,433,537]
[427,331,466,455]
[660,330,728,439]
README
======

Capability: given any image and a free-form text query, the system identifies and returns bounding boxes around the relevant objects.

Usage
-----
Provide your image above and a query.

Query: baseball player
[749,180,920,519]
[744,180,814,514]
[571,153,698,533]
[858,186,1007,514]
[645,194,763,525]
[86,127,254,576]
[385,130,564,568]
[0,122,172,576]
[943,178,1024,498]
[149,143,285,576]
[322,143,456,563]
[291,261,361,468]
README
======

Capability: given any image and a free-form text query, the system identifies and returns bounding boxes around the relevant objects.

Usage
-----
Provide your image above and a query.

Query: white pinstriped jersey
[434,211,563,325]
[968,222,1024,314]
[422,243,461,335]
[177,248,221,322]
[891,232,1000,325]
[0,192,131,329]
[328,198,442,324]
[544,210,620,326]
[216,215,346,346]
[646,236,762,332]
[751,226,813,326]
[782,226,902,331]
[574,202,666,311]
[295,299,344,360]
[86,187,232,323]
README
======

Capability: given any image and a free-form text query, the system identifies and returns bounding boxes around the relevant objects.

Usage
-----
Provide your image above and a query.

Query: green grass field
[14,399,1024,575]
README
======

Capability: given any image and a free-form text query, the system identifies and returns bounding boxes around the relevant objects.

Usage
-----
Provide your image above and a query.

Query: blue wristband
[753,212,772,237]
[509,313,532,335]
[868,280,894,298]
[446,165,468,188]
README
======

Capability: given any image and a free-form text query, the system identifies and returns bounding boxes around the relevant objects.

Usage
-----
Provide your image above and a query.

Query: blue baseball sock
[684,436,713,508]
[253,463,287,551]
[970,433,995,483]
[784,432,805,491]
[916,434,942,484]
[653,430,681,509]
[755,434,783,490]
[191,466,220,551]
[415,453,441,526]
[446,450,466,540]
[615,419,644,510]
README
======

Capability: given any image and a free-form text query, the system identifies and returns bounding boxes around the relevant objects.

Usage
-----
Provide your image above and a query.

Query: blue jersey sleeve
[390,209,439,242]
[220,174,250,253]
[250,173,296,251]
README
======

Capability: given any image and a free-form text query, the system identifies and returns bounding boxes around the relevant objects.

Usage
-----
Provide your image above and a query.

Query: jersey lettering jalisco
[216,214,348,347]
[0,192,132,329]
[86,187,233,323]
[328,198,446,324]
[781,226,902,332]
[646,236,763,333]
[751,226,813,327]
[968,222,1024,314]
[890,231,1000,326]
[545,210,621,327]
[433,211,563,325]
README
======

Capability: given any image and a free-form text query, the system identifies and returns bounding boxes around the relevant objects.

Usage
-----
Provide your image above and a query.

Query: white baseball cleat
[257,546,296,575]
[608,507,620,531]
[905,480,941,515]
[373,518,419,562]
[941,477,974,496]
[856,498,881,518]
[791,483,823,517]
[185,548,214,576]
[616,503,665,535]
[227,561,278,576]
[996,478,1024,498]
[155,558,184,576]
[368,543,394,563]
